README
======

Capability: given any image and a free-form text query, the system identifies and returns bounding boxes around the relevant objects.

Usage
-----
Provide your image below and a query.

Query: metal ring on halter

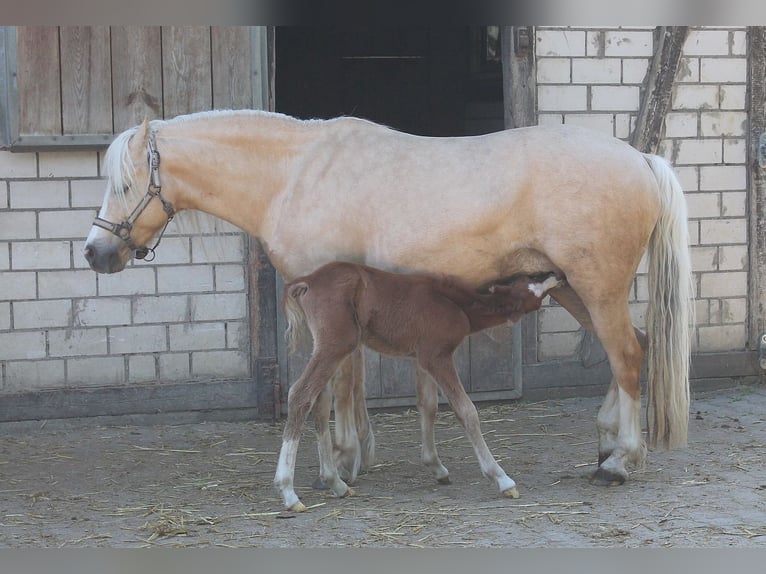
[90,128,175,260]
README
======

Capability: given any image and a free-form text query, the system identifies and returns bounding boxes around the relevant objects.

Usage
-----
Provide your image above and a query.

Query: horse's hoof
[590,466,627,486]
[289,501,308,512]
[437,476,452,485]
[312,477,330,490]
[340,487,355,499]
[502,487,520,499]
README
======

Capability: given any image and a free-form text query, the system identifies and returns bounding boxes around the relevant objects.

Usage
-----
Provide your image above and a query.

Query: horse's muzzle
[83,239,128,274]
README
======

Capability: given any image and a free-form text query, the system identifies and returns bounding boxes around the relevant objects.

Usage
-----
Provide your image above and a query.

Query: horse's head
[84,118,176,274]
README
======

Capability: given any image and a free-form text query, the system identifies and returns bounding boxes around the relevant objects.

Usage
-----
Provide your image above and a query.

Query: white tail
[643,154,694,449]
[283,282,311,354]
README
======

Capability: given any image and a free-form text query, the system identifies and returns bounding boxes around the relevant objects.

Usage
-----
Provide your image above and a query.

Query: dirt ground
[1,382,764,548]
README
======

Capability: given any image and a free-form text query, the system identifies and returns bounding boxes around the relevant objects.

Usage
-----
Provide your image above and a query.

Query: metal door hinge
[759,333,766,371]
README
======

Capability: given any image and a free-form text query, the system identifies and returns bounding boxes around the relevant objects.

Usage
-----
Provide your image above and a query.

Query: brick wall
[0,149,250,394]
[534,26,750,360]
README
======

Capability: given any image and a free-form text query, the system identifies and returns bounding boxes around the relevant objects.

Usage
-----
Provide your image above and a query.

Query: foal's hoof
[289,501,308,513]
[437,476,452,485]
[590,466,627,487]
[502,487,520,499]
[312,477,330,490]
[340,487,355,499]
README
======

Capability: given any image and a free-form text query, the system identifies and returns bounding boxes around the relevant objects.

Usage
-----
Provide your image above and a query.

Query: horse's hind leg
[415,365,450,484]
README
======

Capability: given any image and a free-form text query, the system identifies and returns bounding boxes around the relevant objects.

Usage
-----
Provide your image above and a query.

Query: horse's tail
[283,282,311,354]
[643,153,694,450]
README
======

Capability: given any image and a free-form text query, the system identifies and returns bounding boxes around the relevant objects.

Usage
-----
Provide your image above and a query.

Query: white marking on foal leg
[274,439,306,512]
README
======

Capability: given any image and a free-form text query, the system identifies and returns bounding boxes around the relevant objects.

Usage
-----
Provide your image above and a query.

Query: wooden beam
[631,26,689,154]
[501,26,536,130]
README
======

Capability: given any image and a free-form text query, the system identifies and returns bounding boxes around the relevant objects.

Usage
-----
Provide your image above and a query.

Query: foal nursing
[274,261,563,512]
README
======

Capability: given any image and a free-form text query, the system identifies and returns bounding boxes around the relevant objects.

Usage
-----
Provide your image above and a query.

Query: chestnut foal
[274,261,563,511]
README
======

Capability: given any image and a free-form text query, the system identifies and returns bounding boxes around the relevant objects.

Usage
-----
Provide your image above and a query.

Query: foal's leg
[351,349,376,470]
[419,353,519,498]
[275,351,355,512]
[331,355,364,482]
[415,365,450,484]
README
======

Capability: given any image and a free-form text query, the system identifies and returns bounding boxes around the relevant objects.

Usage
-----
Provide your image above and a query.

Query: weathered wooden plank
[501,26,536,130]
[60,26,113,134]
[211,26,252,110]
[748,27,766,348]
[16,26,61,136]
[469,325,517,394]
[631,27,689,154]
[111,26,163,131]
[162,26,213,118]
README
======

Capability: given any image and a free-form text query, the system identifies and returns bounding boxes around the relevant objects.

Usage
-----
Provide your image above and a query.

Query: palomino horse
[84,110,692,489]
[275,262,562,511]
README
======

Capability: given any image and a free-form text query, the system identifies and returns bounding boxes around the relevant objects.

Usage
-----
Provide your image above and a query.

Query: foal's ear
[134,116,152,150]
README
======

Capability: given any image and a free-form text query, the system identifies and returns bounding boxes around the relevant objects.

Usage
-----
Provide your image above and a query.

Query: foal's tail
[283,282,311,353]
[643,154,694,450]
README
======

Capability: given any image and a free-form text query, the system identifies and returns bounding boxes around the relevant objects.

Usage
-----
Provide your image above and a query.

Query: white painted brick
[538,85,588,111]
[695,299,710,326]
[191,234,245,264]
[72,298,131,327]
[685,193,720,219]
[9,180,69,209]
[0,242,8,270]
[628,303,647,329]
[537,58,571,83]
[5,360,66,391]
[160,353,191,380]
[145,237,191,265]
[538,332,579,360]
[0,301,10,330]
[718,298,747,324]
[586,30,603,57]
[215,265,246,292]
[71,179,107,208]
[157,266,214,294]
[563,114,614,136]
[614,114,632,139]
[683,30,730,56]
[0,151,37,178]
[700,165,746,191]
[664,113,698,138]
[0,331,46,360]
[690,246,718,272]
[169,322,226,351]
[622,59,649,84]
[0,212,37,240]
[674,139,722,165]
[674,58,699,83]
[572,58,621,83]
[38,270,97,299]
[721,192,746,218]
[13,299,72,329]
[700,271,748,298]
[67,357,125,386]
[591,86,640,111]
[110,325,167,354]
[723,139,746,164]
[718,245,748,271]
[38,152,99,178]
[48,328,108,357]
[539,306,581,333]
[0,271,36,301]
[604,31,653,57]
[699,218,747,244]
[700,111,747,137]
[700,58,747,83]
[698,324,746,352]
[688,220,700,246]
[635,275,649,301]
[1,186,6,210]
[129,354,157,383]
[672,85,719,110]
[191,293,247,321]
[720,85,746,110]
[12,241,71,270]
[191,350,248,378]
[674,166,699,192]
[536,30,586,57]
[97,268,156,296]
[731,31,746,56]
[226,321,248,350]
[39,210,96,239]
[537,114,564,126]
[133,295,189,324]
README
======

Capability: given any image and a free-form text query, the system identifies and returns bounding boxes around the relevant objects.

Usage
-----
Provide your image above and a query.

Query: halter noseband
[92,129,175,262]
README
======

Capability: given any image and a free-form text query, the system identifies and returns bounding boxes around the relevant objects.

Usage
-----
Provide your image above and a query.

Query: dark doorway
[274,27,504,137]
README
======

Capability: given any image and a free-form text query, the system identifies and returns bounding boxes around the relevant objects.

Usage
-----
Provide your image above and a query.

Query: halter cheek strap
[92,129,175,261]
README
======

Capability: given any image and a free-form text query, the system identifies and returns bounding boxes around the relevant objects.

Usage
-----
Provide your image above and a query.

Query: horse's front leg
[415,365,450,484]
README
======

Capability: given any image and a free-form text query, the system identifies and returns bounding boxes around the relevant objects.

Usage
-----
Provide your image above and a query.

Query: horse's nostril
[84,245,95,263]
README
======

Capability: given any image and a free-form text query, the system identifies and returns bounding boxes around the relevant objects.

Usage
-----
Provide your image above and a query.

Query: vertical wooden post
[630,26,689,154]
[748,27,766,352]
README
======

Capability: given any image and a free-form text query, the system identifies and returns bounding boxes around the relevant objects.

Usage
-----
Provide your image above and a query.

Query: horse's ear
[134,116,152,149]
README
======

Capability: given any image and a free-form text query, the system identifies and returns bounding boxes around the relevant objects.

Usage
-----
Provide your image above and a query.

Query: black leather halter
[92,129,175,261]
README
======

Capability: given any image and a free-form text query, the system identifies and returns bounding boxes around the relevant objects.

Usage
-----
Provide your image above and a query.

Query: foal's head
[488,273,564,315]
